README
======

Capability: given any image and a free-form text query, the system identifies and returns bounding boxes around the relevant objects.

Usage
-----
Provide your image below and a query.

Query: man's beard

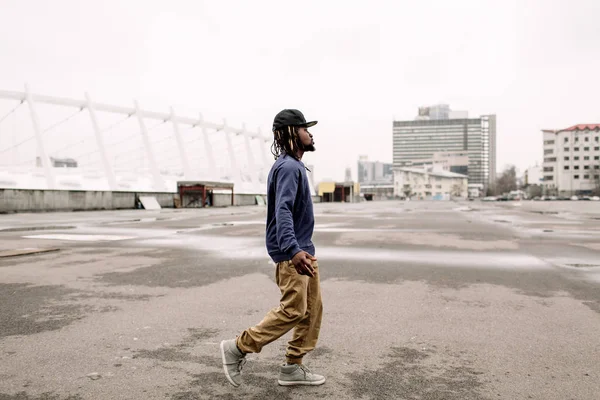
[302,142,316,152]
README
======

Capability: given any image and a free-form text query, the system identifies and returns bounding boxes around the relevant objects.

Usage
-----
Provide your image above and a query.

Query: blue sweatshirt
[266,154,315,262]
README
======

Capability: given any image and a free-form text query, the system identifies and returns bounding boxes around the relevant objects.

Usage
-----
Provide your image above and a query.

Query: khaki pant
[236,260,323,365]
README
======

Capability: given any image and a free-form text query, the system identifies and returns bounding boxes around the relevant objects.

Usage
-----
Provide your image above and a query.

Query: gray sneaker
[220,339,246,387]
[278,364,326,386]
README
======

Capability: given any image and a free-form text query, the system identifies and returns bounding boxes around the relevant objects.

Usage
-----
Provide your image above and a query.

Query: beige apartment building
[542,124,600,196]
[393,167,468,200]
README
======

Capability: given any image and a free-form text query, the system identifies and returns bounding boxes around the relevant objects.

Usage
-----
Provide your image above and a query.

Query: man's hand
[291,251,317,277]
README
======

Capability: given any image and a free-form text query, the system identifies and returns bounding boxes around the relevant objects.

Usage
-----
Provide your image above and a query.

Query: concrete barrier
[0,189,175,213]
[149,193,176,208]
[212,193,265,207]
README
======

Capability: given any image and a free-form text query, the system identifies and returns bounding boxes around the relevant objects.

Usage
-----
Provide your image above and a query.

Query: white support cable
[0,101,23,125]
[105,120,166,151]
[158,160,185,169]
[154,147,184,160]
[102,136,177,164]
[153,133,176,146]
[109,153,147,167]
[0,136,35,155]
[181,134,204,147]
[87,139,169,166]
[106,131,142,148]
[112,154,183,172]
[51,137,92,157]
[83,126,237,170]
[100,114,132,133]
[50,114,133,157]
[41,108,83,134]
[70,148,101,163]
[14,157,37,166]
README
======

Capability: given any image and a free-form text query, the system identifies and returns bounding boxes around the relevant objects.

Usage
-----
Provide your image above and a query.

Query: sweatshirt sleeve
[274,163,302,259]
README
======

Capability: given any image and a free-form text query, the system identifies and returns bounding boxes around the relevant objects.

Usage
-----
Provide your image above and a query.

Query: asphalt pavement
[0,200,599,399]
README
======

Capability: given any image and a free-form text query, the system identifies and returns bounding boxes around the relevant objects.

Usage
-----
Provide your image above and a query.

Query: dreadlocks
[271,126,302,161]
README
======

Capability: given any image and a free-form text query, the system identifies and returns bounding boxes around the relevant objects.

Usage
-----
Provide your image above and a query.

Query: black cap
[272,109,317,132]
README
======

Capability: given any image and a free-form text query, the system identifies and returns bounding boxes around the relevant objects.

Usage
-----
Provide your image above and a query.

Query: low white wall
[0,189,175,213]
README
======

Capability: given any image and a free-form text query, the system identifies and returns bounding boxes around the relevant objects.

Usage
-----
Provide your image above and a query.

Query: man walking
[220,109,325,387]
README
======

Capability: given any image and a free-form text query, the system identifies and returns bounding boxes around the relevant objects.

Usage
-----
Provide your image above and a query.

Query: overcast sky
[1,0,599,182]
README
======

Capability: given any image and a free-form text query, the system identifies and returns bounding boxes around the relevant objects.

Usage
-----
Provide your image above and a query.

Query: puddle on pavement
[566,264,600,268]
[316,247,549,269]
[176,220,265,233]
[137,234,547,270]
[0,226,76,233]
[22,234,136,242]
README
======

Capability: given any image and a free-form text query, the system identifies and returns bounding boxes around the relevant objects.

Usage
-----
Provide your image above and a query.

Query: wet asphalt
[0,200,599,399]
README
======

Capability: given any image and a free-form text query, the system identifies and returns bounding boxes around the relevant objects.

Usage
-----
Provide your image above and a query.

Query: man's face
[297,126,315,152]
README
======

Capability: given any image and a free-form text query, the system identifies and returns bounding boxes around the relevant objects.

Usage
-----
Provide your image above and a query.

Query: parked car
[482,196,497,202]
[591,196,600,201]
[570,196,579,201]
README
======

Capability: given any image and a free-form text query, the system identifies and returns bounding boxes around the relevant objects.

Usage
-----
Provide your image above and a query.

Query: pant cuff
[235,336,249,355]
[285,356,303,365]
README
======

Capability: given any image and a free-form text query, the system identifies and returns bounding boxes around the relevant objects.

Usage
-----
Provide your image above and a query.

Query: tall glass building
[392,114,497,190]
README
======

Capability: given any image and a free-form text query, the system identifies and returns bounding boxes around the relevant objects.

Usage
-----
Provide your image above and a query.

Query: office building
[393,107,496,190]
[542,124,600,196]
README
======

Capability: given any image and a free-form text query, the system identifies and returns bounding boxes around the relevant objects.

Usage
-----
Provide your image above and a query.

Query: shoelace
[298,365,311,376]
[237,357,247,372]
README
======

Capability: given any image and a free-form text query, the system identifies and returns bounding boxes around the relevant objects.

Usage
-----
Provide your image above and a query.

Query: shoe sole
[220,341,240,388]
[278,378,326,386]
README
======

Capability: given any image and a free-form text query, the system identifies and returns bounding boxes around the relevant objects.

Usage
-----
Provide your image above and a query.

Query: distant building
[359,184,394,201]
[393,106,496,191]
[523,165,543,198]
[420,151,470,176]
[318,181,359,202]
[524,164,543,186]
[357,156,394,200]
[306,164,317,194]
[542,124,600,196]
[468,183,484,198]
[393,166,468,200]
[344,167,353,182]
[417,104,451,120]
[357,156,393,184]
[416,104,470,121]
